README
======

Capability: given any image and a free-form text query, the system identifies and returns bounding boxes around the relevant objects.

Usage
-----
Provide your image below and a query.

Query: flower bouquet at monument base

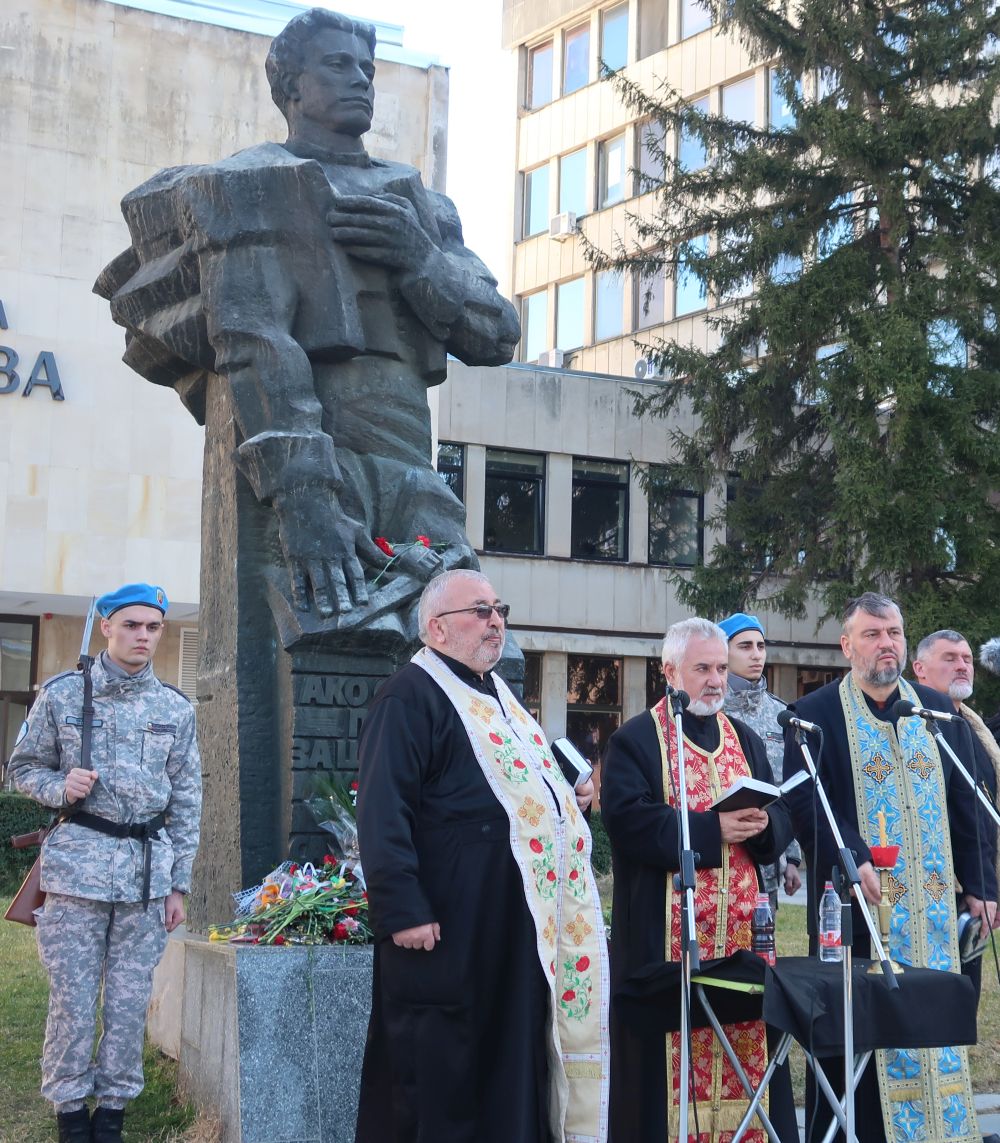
[209,773,371,946]
[208,856,371,946]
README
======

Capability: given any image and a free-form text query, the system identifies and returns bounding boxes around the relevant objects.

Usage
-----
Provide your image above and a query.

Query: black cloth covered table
[762,957,977,1057]
[616,952,977,1055]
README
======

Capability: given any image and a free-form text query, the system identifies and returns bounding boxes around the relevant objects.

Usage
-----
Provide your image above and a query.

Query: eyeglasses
[435,603,511,622]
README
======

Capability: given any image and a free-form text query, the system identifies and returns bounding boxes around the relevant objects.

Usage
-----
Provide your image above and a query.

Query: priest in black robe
[602,617,796,1143]
[355,569,610,1143]
[783,592,996,1143]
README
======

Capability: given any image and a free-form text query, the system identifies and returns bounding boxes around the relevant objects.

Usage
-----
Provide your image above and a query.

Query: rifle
[4,597,97,926]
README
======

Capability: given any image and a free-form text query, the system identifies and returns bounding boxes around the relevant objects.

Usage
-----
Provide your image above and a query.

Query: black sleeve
[732,718,792,864]
[356,690,437,939]
[601,714,724,871]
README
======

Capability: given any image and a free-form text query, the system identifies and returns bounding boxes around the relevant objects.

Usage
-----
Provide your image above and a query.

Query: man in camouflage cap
[8,583,201,1143]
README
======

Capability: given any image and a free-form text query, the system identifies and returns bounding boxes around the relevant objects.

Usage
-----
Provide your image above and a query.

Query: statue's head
[266,8,378,139]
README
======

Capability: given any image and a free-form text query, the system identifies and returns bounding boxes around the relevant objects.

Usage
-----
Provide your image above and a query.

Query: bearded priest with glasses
[355,569,610,1143]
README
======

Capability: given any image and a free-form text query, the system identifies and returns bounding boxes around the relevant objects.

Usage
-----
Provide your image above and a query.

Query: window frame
[437,441,466,502]
[570,456,630,562]
[598,131,628,208]
[646,468,704,567]
[523,163,551,239]
[563,21,592,95]
[483,447,547,556]
[527,40,554,110]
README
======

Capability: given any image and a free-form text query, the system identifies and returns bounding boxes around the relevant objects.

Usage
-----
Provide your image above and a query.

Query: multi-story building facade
[431,0,846,774]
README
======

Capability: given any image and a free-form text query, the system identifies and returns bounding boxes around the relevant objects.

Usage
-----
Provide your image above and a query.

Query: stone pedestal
[178,940,374,1143]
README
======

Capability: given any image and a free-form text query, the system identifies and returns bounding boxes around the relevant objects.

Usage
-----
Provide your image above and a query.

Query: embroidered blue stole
[841,674,978,1142]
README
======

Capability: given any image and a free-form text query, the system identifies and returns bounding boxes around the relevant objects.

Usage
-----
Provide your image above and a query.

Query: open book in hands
[710,768,810,813]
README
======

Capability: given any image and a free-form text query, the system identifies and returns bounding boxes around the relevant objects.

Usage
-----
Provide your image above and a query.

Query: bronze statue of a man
[97,8,520,639]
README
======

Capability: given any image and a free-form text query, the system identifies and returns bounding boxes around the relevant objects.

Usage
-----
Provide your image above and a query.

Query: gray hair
[661,617,728,668]
[841,591,901,630]
[981,637,1000,677]
[915,629,968,661]
[266,8,377,116]
[417,570,493,643]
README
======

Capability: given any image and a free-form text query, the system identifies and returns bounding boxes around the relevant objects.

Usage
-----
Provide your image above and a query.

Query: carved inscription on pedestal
[287,652,396,862]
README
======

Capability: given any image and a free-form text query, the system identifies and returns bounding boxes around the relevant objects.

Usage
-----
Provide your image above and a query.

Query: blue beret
[97,583,168,618]
[719,612,765,641]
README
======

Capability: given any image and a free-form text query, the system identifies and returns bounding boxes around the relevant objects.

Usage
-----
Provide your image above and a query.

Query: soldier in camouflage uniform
[8,583,201,1143]
[719,613,803,910]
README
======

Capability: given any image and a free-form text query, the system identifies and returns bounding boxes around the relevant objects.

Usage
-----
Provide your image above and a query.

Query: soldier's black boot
[55,1107,90,1143]
[90,1106,124,1143]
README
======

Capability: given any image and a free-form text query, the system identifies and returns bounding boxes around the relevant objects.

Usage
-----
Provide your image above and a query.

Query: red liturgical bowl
[869,845,900,868]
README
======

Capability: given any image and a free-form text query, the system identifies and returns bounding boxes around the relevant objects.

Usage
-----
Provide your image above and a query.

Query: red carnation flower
[576,956,590,971]
[288,864,299,874]
[569,869,579,881]
[546,870,556,882]
[562,989,576,1002]
[333,922,350,940]
[324,854,336,866]
[530,838,544,853]
[543,759,551,768]
[273,934,286,946]
[374,537,395,557]
[576,837,585,852]
[489,732,503,745]
[416,534,431,547]
[513,759,526,769]
[344,905,359,917]
[351,780,359,790]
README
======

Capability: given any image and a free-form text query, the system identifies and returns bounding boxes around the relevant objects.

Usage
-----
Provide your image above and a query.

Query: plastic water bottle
[819,880,843,962]
[751,892,776,966]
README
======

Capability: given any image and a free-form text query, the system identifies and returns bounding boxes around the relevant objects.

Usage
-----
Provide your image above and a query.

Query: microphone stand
[918,715,1000,834]
[789,726,899,1143]
[668,685,699,1143]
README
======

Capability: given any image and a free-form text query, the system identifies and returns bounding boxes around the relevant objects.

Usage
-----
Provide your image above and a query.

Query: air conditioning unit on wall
[538,348,565,368]
[549,212,578,241]
[634,356,664,380]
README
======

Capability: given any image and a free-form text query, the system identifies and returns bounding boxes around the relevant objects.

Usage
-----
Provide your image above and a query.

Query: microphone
[891,699,960,723]
[776,709,821,735]
[665,685,690,710]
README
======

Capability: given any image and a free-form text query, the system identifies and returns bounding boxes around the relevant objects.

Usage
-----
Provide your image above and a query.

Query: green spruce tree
[591,0,1000,639]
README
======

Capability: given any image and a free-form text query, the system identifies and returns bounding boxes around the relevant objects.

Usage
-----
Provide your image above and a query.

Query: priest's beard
[949,680,974,702]
[688,694,725,717]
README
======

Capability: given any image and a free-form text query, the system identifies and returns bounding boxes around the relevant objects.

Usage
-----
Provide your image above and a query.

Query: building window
[768,67,798,130]
[637,117,667,188]
[572,458,629,561]
[771,252,802,283]
[599,133,627,207]
[601,3,629,72]
[678,96,709,172]
[556,277,586,351]
[646,656,667,708]
[523,164,550,237]
[634,261,667,329]
[681,0,713,39]
[721,75,756,127]
[559,147,588,217]
[521,290,548,362]
[595,270,624,341]
[566,655,623,772]
[0,615,38,771]
[648,466,703,566]
[437,441,465,501]
[675,233,708,317]
[528,41,554,109]
[484,449,545,555]
[719,231,754,303]
[564,22,591,94]
[523,651,542,719]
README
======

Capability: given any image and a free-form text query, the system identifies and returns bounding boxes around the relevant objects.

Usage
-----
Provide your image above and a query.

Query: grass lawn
[0,897,200,1142]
